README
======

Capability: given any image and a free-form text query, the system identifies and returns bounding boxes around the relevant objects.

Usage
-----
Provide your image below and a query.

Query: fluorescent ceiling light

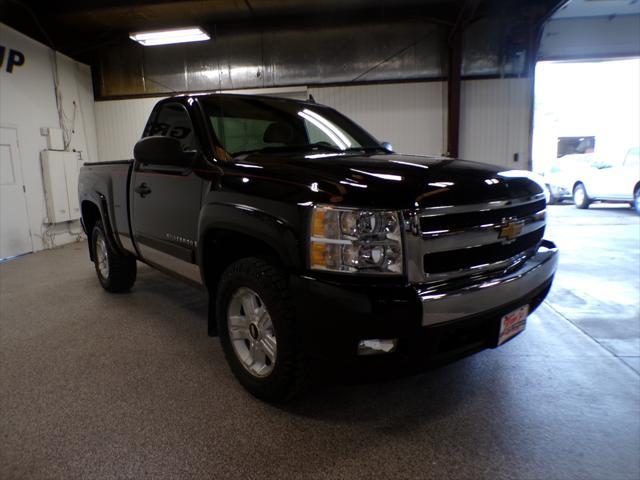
[129,27,210,46]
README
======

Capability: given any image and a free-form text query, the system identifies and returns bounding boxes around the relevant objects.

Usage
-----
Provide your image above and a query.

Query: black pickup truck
[79,93,558,401]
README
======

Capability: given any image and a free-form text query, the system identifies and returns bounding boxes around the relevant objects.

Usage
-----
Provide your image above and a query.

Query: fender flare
[82,192,126,258]
[196,202,302,285]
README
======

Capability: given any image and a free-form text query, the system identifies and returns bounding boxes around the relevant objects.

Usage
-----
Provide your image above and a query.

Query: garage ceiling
[2,0,460,57]
[1,0,565,98]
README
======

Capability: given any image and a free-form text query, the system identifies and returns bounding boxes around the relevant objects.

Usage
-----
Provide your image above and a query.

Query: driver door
[589,160,625,199]
[131,102,203,284]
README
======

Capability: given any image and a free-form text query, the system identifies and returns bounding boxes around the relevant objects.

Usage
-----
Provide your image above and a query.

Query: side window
[305,119,335,145]
[144,103,196,151]
[301,113,359,149]
[210,116,278,153]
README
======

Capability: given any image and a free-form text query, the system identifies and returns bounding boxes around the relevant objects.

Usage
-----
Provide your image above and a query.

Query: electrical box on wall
[40,127,65,151]
[41,151,81,223]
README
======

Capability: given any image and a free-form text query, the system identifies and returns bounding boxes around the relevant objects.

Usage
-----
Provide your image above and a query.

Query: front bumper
[548,184,572,199]
[290,241,558,364]
[419,240,558,326]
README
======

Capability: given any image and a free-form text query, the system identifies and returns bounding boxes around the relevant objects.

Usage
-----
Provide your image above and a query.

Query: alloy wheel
[226,287,277,378]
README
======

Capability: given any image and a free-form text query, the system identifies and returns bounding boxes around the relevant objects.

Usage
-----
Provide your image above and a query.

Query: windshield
[200,95,382,157]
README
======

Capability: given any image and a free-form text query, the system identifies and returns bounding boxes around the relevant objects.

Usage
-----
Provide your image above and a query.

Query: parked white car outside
[543,153,595,204]
[572,147,640,213]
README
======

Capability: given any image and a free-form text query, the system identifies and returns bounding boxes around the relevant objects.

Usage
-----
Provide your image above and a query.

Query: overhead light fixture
[129,27,210,46]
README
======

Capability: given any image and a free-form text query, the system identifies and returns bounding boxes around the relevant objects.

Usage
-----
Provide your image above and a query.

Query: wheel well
[634,182,640,196]
[201,229,283,297]
[81,201,101,259]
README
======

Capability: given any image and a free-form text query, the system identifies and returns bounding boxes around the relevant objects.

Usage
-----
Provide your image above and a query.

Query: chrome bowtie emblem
[498,218,524,243]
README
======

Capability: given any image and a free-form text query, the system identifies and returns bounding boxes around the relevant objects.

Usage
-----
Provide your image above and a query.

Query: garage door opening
[532,58,640,208]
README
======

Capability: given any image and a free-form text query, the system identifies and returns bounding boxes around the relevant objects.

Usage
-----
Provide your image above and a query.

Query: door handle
[135,183,152,198]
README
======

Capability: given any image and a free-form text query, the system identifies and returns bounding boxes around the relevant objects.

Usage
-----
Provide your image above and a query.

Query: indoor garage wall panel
[310,82,446,157]
[94,87,309,161]
[0,24,98,251]
[459,78,532,169]
[95,97,160,161]
[96,82,447,161]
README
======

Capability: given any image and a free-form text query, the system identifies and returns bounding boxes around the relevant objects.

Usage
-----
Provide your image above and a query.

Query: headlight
[309,205,403,274]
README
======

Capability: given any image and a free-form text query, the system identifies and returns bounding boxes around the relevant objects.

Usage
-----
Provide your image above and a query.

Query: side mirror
[381,141,394,153]
[134,136,196,167]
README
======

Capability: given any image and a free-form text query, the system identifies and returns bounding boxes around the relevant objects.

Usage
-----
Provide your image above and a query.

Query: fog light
[357,339,398,355]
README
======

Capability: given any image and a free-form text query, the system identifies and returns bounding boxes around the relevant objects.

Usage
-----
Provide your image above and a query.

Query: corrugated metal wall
[95,97,159,161]
[309,82,447,157]
[95,79,528,168]
[459,78,532,169]
[95,82,448,162]
[94,20,447,98]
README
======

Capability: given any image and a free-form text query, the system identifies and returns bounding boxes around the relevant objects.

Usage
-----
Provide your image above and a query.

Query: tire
[573,183,591,209]
[92,221,136,292]
[634,188,640,215]
[216,257,307,402]
[547,191,559,205]
[544,185,557,205]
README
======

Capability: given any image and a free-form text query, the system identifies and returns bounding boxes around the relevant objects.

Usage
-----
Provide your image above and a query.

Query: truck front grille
[404,193,547,283]
[423,228,544,274]
[419,198,546,233]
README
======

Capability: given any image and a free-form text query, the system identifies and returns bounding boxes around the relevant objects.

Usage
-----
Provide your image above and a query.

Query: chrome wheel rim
[95,232,109,279]
[574,186,585,206]
[227,287,277,378]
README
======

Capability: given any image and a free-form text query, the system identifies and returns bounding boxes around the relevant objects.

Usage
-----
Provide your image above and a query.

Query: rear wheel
[92,221,136,292]
[573,183,591,209]
[216,257,307,402]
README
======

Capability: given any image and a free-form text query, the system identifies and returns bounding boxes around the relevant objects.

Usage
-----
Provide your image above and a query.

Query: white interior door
[0,127,32,259]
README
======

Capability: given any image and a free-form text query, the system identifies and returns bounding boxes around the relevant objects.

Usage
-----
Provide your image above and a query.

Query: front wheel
[92,221,136,292]
[573,183,591,209]
[216,257,307,402]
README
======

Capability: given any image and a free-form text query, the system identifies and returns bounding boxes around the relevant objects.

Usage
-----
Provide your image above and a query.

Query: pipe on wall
[96,19,448,98]
[93,9,552,99]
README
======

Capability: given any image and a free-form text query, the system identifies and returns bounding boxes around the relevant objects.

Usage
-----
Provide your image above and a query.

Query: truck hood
[224,152,545,210]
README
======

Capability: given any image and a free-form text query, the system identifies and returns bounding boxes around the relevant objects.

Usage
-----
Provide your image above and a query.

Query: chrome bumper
[420,240,558,326]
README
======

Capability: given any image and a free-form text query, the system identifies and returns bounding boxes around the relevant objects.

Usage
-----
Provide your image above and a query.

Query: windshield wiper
[232,146,293,157]
[305,142,343,152]
[232,143,343,157]
[344,146,388,153]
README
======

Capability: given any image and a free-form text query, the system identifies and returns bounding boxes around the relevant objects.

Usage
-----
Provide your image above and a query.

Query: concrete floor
[1,205,639,479]
[545,204,640,374]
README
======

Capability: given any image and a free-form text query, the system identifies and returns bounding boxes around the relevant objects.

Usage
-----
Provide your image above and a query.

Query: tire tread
[216,257,308,402]
[93,221,136,293]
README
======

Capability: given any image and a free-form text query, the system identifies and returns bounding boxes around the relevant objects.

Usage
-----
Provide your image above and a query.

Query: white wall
[95,97,158,162]
[310,82,447,156]
[0,24,98,251]
[94,79,531,172]
[95,87,315,161]
[95,81,448,162]
[459,78,532,170]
